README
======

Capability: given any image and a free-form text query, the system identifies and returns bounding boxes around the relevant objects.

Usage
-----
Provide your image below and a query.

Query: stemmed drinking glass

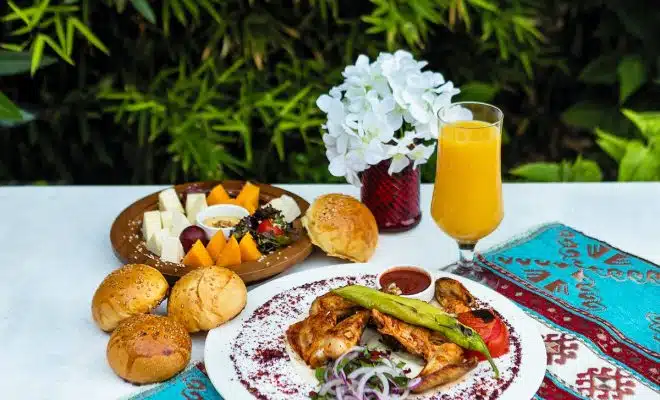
[430,102,504,282]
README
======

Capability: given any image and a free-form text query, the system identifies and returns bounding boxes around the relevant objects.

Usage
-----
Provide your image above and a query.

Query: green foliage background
[1,0,659,184]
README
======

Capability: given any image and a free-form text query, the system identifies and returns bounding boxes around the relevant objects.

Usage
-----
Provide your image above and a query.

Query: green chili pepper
[333,285,499,378]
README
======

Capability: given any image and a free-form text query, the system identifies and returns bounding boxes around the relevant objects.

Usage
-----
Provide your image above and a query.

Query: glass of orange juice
[431,102,503,281]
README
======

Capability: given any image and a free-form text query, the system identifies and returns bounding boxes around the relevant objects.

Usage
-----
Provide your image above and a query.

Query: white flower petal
[328,155,346,177]
[316,94,332,113]
[408,100,431,124]
[388,155,410,174]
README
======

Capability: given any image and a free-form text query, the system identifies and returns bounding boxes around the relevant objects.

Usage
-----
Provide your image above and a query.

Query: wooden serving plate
[110,180,313,284]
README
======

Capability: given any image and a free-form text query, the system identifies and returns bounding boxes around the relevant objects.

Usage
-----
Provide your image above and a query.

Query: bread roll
[92,264,169,332]
[302,194,378,262]
[106,314,191,384]
[167,266,247,332]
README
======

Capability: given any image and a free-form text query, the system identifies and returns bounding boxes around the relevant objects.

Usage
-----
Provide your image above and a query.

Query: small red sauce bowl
[376,266,435,302]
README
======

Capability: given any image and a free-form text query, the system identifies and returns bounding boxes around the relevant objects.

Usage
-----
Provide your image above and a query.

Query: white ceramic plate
[204,263,546,400]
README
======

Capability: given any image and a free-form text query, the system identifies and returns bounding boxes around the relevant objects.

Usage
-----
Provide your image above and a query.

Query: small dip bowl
[196,204,250,240]
[376,266,435,302]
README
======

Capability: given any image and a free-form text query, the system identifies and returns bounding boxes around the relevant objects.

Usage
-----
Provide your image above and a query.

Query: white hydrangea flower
[317,51,460,186]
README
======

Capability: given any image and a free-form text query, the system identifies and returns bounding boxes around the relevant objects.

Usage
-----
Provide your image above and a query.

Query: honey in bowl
[203,215,241,229]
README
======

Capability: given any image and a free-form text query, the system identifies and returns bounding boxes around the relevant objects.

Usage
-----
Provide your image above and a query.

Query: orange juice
[431,120,503,243]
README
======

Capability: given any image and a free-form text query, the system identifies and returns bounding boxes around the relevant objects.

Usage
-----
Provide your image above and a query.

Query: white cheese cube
[186,193,208,224]
[160,236,184,263]
[266,195,301,223]
[160,211,174,233]
[170,210,191,238]
[145,228,171,256]
[158,188,184,214]
[142,211,162,241]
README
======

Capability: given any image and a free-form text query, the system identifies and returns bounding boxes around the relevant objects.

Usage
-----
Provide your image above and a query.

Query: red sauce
[379,267,431,295]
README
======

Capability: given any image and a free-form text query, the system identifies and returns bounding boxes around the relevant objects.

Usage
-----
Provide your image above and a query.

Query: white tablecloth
[1,183,659,399]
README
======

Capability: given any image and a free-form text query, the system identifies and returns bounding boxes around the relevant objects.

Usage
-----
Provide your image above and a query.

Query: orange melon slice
[182,240,214,268]
[207,184,230,205]
[236,182,260,214]
[239,233,263,262]
[206,231,227,263]
[216,236,241,268]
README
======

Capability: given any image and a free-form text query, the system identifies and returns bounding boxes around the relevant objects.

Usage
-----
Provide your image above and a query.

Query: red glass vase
[360,159,422,232]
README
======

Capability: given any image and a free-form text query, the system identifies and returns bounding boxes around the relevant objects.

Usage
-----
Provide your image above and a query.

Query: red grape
[179,226,208,252]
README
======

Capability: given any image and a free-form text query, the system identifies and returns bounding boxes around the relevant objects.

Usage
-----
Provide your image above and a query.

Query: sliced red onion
[319,378,343,396]
[333,347,363,374]
[407,377,422,389]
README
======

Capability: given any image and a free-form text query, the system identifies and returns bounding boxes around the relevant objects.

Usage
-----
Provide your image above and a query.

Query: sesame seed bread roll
[301,193,378,263]
[167,266,247,332]
[92,264,169,332]
[106,314,191,384]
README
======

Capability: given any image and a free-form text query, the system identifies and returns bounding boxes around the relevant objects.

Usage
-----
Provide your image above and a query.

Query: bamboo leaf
[198,0,223,24]
[0,50,56,76]
[617,55,646,104]
[0,92,22,121]
[40,35,74,65]
[65,14,74,55]
[179,0,200,22]
[54,16,65,48]
[68,17,110,54]
[130,0,156,24]
[0,43,25,52]
[168,0,188,26]
[7,1,30,24]
[2,5,78,22]
[27,0,50,30]
[278,86,312,117]
[30,35,46,76]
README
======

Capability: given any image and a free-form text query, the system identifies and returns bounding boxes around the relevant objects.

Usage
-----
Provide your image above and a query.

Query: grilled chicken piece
[308,310,370,367]
[286,311,337,363]
[371,309,477,393]
[434,278,475,314]
[309,292,359,317]
[413,357,478,393]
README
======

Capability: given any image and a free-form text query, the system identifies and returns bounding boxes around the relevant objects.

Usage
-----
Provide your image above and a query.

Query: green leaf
[30,35,46,76]
[621,109,660,138]
[130,0,156,24]
[0,43,26,52]
[26,0,50,30]
[561,101,608,130]
[0,50,56,76]
[7,1,30,24]
[168,0,188,26]
[466,0,499,12]
[68,17,110,54]
[40,35,74,65]
[198,0,223,25]
[595,128,629,162]
[0,91,22,121]
[510,162,560,182]
[617,55,646,104]
[570,157,602,182]
[54,16,65,48]
[618,141,660,181]
[578,54,618,84]
[455,81,500,103]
